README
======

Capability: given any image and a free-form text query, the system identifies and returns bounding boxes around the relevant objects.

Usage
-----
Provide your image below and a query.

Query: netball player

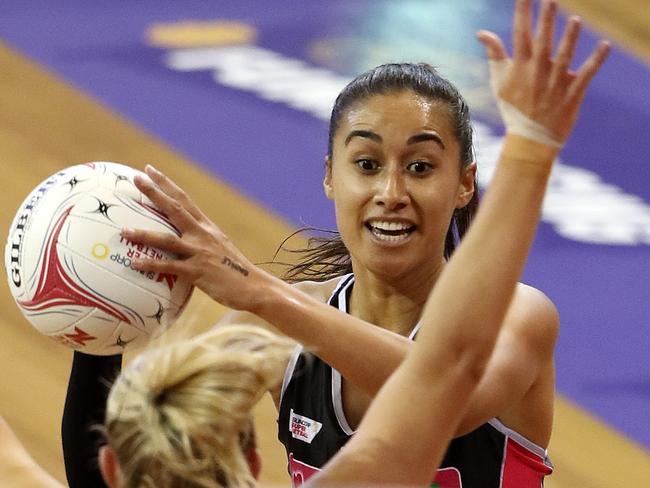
[62,0,609,486]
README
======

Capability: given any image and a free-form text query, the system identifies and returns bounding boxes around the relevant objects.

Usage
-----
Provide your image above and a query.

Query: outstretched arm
[122,171,413,394]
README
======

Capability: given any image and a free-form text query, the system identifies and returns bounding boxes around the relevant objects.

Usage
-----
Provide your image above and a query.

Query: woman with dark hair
[61,1,609,486]
[285,59,479,283]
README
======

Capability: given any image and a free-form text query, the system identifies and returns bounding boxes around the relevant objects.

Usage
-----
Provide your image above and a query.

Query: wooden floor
[0,1,648,486]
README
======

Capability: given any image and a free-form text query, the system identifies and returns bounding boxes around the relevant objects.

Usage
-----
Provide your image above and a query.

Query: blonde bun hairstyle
[104,325,294,488]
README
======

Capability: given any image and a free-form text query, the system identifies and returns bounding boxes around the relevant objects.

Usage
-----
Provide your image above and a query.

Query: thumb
[476,30,509,61]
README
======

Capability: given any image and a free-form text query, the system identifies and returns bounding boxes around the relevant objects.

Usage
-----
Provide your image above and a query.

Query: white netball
[4,162,193,355]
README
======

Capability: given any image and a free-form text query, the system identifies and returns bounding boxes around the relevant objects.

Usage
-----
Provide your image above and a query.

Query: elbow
[446,336,494,388]
[462,348,492,386]
[413,324,497,391]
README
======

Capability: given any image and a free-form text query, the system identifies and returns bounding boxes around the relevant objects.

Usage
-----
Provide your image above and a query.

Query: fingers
[119,228,194,277]
[553,16,582,74]
[534,0,557,61]
[135,173,197,233]
[129,252,190,278]
[513,0,534,59]
[478,30,510,97]
[144,165,210,223]
[477,30,509,61]
[481,0,610,145]
[568,40,611,103]
[120,228,193,256]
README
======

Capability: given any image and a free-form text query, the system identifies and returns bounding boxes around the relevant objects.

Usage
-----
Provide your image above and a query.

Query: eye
[406,161,433,174]
[356,159,380,172]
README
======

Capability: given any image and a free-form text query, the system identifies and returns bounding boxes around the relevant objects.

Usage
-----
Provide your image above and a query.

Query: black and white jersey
[278,274,553,487]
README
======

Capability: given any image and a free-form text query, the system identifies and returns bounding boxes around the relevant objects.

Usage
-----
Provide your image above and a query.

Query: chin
[366,259,419,281]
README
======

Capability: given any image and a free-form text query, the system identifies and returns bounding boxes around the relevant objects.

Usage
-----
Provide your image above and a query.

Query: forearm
[252,277,410,395]
[415,135,557,369]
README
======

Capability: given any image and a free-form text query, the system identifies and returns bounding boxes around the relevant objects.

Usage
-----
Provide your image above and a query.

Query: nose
[373,168,410,210]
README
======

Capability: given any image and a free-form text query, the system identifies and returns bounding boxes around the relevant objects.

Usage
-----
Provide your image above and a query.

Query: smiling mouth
[365,221,417,242]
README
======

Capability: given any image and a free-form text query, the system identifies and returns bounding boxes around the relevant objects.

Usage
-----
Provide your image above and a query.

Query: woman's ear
[99,445,120,488]
[456,162,477,209]
[323,156,334,200]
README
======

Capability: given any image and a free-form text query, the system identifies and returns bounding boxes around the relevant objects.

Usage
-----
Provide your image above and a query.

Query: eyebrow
[344,130,445,149]
[407,132,445,150]
[344,130,382,146]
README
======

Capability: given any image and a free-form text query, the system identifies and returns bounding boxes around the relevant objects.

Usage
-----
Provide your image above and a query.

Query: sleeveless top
[278,274,553,487]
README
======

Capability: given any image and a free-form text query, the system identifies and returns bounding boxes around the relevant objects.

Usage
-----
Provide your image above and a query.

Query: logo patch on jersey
[290,409,322,443]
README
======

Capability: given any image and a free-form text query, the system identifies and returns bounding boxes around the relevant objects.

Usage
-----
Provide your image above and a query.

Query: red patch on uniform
[501,438,553,487]
[432,467,462,487]
[289,454,319,487]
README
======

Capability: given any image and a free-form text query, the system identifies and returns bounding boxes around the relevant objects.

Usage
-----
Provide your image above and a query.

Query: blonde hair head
[104,325,294,488]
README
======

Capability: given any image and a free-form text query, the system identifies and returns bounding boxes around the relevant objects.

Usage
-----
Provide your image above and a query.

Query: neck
[348,261,445,336]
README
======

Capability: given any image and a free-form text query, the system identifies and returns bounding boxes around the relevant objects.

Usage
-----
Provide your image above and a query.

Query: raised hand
[121,165,271,311]
[477,0,610,145]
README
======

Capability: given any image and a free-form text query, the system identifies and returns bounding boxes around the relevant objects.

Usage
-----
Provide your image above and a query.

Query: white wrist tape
[488,60,563,149]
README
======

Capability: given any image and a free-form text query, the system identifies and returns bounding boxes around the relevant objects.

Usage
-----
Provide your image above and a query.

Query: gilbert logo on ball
[4,162,193,355]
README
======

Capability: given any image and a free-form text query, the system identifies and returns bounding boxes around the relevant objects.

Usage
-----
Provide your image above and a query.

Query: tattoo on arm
[222,256,249,276]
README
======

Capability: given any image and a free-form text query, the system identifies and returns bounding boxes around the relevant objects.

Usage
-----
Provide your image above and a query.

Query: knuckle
[219,231,230,243]
[164,233,178,246]
[169,200,183,213]
[139,185,155,197]
[127,229,143,240]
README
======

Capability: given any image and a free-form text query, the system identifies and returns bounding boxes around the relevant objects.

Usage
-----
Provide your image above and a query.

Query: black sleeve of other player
[61,351,122,488]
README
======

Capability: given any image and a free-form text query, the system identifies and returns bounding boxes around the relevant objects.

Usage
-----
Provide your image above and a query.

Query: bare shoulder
[495,284,559,445]
[513,282,558,317]
[508,283,560,350]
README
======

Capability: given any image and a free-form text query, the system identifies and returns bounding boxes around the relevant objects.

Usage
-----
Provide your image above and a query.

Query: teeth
[369,221,411,231]
[370,227,410,241]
